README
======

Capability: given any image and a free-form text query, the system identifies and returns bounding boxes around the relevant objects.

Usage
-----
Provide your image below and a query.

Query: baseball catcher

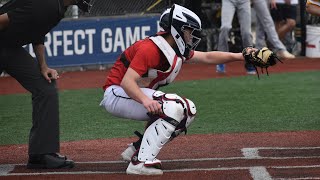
[100,4,283,176]
[242,47,282,78]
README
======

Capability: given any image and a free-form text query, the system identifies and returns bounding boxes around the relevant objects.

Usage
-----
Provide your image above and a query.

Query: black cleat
[27,153,75,169]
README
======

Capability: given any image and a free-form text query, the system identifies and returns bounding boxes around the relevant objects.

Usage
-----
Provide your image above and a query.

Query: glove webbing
[244,48,283,79]
[254,53,282,79]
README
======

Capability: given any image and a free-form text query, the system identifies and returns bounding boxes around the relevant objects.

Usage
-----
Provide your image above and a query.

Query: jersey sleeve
[185,50,195,62]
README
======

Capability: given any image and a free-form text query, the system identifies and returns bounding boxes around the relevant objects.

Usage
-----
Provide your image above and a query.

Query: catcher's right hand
[242,47,282,78]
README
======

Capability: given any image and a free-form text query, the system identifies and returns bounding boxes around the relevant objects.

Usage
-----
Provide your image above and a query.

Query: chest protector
[146,36,186,89]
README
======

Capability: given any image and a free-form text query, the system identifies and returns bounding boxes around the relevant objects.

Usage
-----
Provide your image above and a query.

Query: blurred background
[0,0,319,149]
[0,0,320,71]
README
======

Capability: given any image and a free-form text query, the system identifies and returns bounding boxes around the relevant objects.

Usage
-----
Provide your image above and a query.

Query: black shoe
[27,153,75,169]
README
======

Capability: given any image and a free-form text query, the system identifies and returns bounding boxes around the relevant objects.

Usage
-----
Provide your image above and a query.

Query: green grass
[0,71,319,145]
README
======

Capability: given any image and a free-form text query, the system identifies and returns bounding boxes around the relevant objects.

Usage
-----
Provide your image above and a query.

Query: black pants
[0,47,60,155]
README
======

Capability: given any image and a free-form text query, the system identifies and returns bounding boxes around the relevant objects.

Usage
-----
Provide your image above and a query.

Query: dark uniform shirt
[0,0,67,47]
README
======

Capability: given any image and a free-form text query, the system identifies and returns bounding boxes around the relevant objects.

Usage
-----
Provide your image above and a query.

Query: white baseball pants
[100,85,156,121]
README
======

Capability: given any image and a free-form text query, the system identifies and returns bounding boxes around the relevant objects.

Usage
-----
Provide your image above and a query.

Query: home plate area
[1,146,320,179]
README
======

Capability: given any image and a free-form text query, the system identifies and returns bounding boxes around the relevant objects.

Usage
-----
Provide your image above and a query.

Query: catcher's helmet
[75,0,95,13]
[160,4,202,57]
[159,8,171,32]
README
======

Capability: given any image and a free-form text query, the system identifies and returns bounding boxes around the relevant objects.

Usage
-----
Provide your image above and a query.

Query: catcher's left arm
[242,47,282,78]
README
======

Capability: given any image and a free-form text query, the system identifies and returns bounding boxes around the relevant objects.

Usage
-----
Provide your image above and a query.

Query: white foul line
[4,155,320,167]
[274,178,320,180]
[243,146,320,180]
[0,165,14,176]
[2,165,320,177]
[252,147,320,150]
[242,148,260,159]
[242,148,272,180]
[1,146,320,177]
[249,166,272,180]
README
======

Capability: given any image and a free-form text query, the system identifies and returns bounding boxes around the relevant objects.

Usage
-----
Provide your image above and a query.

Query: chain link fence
[1,0,318,54]
[0,0,171,17]
[1,0,319,27]
[88,0,168,16]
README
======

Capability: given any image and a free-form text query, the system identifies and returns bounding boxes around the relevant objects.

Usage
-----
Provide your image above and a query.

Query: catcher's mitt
[242,47,282,78]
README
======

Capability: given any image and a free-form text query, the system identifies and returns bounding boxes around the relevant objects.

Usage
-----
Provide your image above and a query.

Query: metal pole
[300,0,306,56]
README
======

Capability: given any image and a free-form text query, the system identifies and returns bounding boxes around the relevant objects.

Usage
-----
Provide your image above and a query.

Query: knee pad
[154,92,187,123]
[171,98,196,139]
[153,91,197,134]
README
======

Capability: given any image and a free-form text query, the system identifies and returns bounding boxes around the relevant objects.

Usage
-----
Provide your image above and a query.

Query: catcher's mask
[160,4,202,58]
[75,0,95,13]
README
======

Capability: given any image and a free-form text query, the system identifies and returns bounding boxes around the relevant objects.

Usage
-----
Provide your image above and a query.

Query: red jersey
[103,37,194,90]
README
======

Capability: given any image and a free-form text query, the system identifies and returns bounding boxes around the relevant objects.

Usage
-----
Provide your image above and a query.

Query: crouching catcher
[100,4,279,175]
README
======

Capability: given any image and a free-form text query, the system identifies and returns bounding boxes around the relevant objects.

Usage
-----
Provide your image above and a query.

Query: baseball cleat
[27,153,74,169]
[126,159,163,175]
[276,50,295,59]
[121,143,136,162]
[245,63,257,75]
[216,64,225,73]
[246,69,257,75]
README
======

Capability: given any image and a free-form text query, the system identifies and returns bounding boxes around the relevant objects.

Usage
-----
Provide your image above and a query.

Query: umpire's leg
[3,47,60,155]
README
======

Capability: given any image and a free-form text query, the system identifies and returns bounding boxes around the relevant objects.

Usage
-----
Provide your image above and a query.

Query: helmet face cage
[76,0,95,13]
[181,25,201,51]
[168,4,202,57]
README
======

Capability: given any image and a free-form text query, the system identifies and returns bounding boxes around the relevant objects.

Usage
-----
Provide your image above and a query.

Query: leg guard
[125,98,197,162]
[137,93,187,162]
[137,119,175,162]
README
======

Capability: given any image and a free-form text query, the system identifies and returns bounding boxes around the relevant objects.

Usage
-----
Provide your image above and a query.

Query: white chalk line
[1,146,320,177]
[243,147,320,180]
[249,166,272,180]
[251,147,320,150]
[1,165,320,176]
[3,155,320,166]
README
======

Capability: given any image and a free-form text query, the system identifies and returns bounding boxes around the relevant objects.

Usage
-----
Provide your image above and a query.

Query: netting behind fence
[0,0,170,17]
[88,0,168,16]
[1,0,320,24]
[1,0,319,54]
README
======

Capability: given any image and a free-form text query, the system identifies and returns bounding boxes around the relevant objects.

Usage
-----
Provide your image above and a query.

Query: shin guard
[137,119,175,162]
